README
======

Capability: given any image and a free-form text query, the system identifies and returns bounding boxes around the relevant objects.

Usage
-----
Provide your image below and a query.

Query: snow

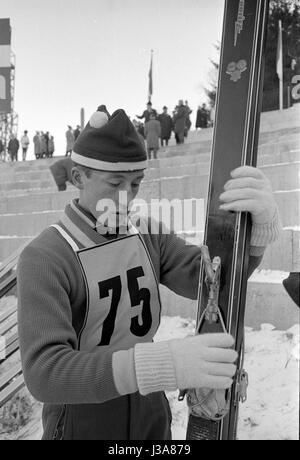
[155,316,299,441]
[248,269,289,284]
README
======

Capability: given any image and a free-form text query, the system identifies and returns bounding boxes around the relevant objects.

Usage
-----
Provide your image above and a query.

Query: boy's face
[77,168,145,225]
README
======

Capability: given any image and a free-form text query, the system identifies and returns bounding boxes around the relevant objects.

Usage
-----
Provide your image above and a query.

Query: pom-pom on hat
[72,106,147,171]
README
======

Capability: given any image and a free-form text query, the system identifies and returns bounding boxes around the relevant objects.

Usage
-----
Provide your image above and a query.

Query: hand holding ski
[219,166,277,225]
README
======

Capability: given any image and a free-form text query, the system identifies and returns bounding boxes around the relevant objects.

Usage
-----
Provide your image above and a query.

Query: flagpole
[277,20,283,111]
[148,50,153,103]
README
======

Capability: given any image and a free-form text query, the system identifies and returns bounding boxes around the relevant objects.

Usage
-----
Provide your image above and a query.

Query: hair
[72,162,94,178]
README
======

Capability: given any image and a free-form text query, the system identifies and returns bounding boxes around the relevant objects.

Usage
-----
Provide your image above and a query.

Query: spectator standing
[144,113,161,159]
[8,134,20,162]
[173,100,187,145]
[21,130,30,161]
[196,104,209,130]
[158,106,173,147]
[40,132,47,158]
[66,126,75,157]
[44,132,50,158]
[33,131,42,159]
[48,135,55,158]
[136,102,157,123]
[184,101,192,137]
[74,125,81,141]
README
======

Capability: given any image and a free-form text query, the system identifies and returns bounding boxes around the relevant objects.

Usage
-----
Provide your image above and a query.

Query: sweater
[17,199,280,427]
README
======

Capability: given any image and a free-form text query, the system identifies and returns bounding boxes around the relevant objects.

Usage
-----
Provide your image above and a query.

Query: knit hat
[72,106,147,171]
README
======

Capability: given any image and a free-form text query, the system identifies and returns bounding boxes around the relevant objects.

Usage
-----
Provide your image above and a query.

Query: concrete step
[0,160,298,197]
[159,136,300,160]
[1,145,298,185]
[1,189,298,238]
[0,189,78,214]
[181,228,300,273]
[0,178,56,193]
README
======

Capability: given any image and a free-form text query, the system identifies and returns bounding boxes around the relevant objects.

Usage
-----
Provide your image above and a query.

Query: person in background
[40,132,47,158]
[144,112,161,160]
[158,106,173,147]
[33,131,42,159]
[196,103,209,130]
[21,130,30,161]
[66,126,75,157]
[48,135,55,158]
[74,125,81,141]
[8,134,20,162]
[173,100,187,145]
[184,101,192,138]
[136,101,157,123]
[49,157,74,191]
[44,131,50,158]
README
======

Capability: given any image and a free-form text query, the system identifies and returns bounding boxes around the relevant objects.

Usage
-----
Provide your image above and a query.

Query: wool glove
[134,333,237,396]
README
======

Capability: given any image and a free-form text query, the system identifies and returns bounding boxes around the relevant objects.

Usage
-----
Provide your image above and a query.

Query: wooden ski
[183,0,270,440]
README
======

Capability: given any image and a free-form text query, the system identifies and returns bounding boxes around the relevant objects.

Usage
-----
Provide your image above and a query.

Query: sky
[1,0,225,159]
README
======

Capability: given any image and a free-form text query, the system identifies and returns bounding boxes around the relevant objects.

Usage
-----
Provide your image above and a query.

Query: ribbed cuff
[250,207,281,248]
[112,348,138,396]
[134,341,178,395]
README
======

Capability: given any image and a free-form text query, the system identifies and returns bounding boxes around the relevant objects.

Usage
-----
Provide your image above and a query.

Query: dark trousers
[175,132,184,144]
[43,392,172,440]
[22,147,28,161]
[161,138,169,147]
[147,148,158,160]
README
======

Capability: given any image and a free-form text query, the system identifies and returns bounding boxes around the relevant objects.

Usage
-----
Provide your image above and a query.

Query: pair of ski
[182,0,270,440]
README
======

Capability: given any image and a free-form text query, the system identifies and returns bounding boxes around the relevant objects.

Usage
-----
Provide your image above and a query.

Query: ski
[183,0,270,440]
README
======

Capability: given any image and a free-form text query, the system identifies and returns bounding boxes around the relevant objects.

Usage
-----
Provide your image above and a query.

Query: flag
[276,20,283,81]
[148,51,153,102]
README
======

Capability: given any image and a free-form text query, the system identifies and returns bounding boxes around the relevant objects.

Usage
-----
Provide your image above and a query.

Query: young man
[18,107,280,440]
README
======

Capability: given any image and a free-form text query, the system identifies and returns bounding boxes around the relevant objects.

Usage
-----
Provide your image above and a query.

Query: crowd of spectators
[0,130,56,162]
[133,99,213,160]
[0,103,214,164]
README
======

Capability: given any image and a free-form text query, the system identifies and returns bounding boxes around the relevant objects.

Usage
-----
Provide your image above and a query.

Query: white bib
[52,225,162,352]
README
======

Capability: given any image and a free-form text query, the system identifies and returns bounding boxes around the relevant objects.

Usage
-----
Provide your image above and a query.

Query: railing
[0,242,32,408]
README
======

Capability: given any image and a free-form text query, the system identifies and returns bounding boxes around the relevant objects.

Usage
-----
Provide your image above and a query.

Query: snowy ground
[156,316,299,441]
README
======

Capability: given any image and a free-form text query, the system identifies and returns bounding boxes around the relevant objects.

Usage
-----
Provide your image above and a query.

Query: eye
[108,182,121,188]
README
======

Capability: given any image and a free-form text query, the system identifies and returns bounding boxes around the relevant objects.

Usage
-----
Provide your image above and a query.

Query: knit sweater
[17,200,280,409]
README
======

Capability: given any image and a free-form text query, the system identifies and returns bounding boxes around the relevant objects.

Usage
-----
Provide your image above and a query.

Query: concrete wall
[159,281,300,331]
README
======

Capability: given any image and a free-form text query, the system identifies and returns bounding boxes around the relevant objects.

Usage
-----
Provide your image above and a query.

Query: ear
[71,167,85,190]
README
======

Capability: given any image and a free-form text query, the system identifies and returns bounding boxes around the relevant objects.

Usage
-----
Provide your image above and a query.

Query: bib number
[98,265,153,346]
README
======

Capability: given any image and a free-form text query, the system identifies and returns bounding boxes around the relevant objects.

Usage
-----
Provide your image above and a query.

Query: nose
[120,183,136,203]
